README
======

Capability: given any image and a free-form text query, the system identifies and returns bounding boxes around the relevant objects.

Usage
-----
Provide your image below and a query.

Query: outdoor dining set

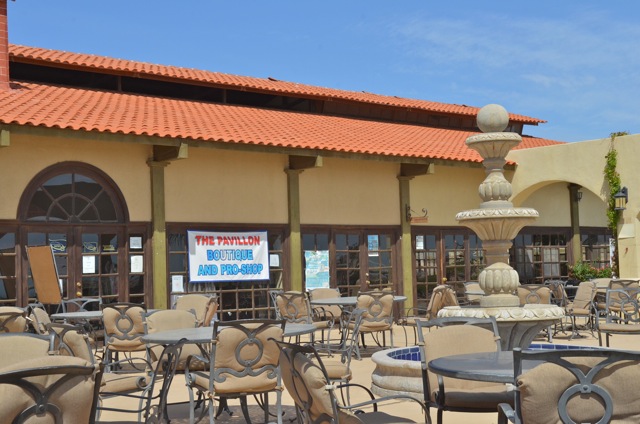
[1,277,640,423]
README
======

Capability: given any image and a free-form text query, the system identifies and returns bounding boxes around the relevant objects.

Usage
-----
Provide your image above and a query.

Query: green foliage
[568,261,613,282]
[604,132,628,275]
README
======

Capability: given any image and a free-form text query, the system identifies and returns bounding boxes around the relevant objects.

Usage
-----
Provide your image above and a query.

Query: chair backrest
[0,333,55,364]
[572,280,597,309]
[25,245,63,306]
[425,284,459,320]
[445,281,468,304]
[356,290,394,331]
[604,288,640,324]
[49,323,96,363]
[308,288,343,321]
[144,308,198,360]
[0,355,103,424]
[609,279,639,292]
[591,277,612,289]
[211,319,284,394]
[545,280,568,307]
[0,306,28,333]
[417,317,501,404]
[275,340,361,424]
[27,303,52,335]
[174,294,218,326]
[102,303,147,352]
[275,291,313,324]
[517,284,551,305]
[512,347,640,423]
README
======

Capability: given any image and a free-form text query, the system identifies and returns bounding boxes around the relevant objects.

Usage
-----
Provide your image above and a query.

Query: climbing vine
[604,131,628,275]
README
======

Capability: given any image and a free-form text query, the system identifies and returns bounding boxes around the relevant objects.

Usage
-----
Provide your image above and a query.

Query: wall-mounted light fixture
[575,190,583,202]
[406,205,428,223]
[614,186,628,211]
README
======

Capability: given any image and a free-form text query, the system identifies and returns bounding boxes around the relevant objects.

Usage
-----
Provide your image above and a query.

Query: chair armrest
[336,384,427,415]
[497,402,516,424]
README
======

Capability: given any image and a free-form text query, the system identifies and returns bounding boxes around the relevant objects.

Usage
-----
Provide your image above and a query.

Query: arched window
[20,162,127,223]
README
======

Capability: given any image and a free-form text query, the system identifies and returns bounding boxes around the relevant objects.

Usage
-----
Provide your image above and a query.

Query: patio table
[309,295,407,307]
[428,350,542,384]
[141,322,316,345]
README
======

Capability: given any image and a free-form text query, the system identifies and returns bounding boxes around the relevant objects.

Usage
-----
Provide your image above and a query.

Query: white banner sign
[187,230,270,282]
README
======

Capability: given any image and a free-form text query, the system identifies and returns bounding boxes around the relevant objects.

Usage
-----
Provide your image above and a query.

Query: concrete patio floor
[98,322,640,423]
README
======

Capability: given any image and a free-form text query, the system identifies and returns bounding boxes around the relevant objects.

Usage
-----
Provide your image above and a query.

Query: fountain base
[437,304,565,350]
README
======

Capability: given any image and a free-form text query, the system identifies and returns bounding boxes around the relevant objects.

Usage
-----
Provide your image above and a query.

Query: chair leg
[437,407,443,424]
[239,396,252,424]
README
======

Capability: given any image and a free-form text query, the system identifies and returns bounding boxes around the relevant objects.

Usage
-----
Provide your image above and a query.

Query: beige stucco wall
[0,132,152,221]
[165,148,289,223]
[509,134,640,278]
[299,158,399,225]
[410,165,486,226]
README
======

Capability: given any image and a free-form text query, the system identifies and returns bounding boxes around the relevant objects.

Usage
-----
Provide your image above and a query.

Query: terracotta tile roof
[9,44,545,125]
[0,81,561,163]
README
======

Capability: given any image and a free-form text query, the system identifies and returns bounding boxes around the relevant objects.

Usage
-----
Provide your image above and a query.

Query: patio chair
[0,306,28,332]
[49,322,97,363]
[516,284,553,342]
[275,339,427,423]
[317,308,365,404]
[545,280,571,337]
[308,287,344,335]
[425,284,459,320]
[101,302,148,370]
[185,319,285,424]
[564,280,597,339]
[355,290,395,353]
[397,305,428,346]
[98,339,186,423]
[27,302,52,335]
[0,355,103,424]
[174,293,218,326]
[596,287,640,347]
[0,332,55,364]
[274,290,334,349]
[596,279,640,317]
[26,245,101,314]
[497,347,640,423]
[143,308,207,371]
[417,316,512,424]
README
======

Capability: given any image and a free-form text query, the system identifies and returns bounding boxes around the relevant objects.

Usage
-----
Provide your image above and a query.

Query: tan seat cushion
[0,334,52,365]
[101,371,151,393]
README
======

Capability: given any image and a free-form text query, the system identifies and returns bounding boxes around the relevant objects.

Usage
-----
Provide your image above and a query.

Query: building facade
[0,15,631,317]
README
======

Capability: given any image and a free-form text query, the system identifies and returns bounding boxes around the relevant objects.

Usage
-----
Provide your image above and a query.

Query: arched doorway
[18,162,149,305]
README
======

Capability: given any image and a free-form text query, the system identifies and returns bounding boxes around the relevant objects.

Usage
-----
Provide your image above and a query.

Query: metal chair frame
[498,347,640,424]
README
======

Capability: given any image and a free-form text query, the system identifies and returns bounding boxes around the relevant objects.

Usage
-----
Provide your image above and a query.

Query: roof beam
[289,155,322,170]
[153,143,188,162]
[400,162,434,177]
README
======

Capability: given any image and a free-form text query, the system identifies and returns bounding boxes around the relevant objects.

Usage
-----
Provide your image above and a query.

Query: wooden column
[286,168,303,292]
[398,175,414,307]
[148,143,188,309]
[568,183,582,264]
[286,155,322,292]
[149,160,169,309]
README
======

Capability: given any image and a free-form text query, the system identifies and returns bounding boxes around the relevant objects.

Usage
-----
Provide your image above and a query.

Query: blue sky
[8,1,640,142]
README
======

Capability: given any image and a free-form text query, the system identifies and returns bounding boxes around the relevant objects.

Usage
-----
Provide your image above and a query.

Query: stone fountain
[370,105,566,399]
[437,104,564,349]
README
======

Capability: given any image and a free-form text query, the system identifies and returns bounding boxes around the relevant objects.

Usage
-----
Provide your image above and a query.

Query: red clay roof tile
[9,44,545,125]
[0,81,560,163]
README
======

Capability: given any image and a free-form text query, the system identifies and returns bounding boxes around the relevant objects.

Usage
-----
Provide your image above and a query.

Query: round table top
[141,322,316,345]
[428,351,541,384]
[310,295,407,306]
[51,310,102,321]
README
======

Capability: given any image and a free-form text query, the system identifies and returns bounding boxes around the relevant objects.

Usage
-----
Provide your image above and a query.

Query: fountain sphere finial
[477,104,509,133]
